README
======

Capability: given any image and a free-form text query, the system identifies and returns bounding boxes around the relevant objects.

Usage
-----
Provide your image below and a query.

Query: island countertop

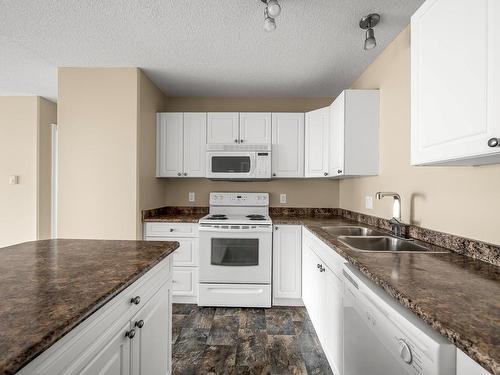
[0,239,179,375]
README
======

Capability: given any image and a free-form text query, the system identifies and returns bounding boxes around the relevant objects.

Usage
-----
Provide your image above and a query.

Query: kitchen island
[0,239,179,375]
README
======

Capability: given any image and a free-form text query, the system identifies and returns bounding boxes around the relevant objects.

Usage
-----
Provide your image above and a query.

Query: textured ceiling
[0,0,423,101]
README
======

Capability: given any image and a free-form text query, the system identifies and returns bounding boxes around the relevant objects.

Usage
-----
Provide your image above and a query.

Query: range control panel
[209,192,269,206]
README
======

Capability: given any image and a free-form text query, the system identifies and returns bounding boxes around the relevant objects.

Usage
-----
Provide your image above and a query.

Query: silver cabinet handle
[319,265,326,272]
[240,139,244,143]
[130,296,141,305]
[324,172,328,176]
[234,139,238,143]
[275,226,278,230]
[169,228,174,232]
[272,173,276,177]
[317,264,321,269]
[183,173,187,176]
[177,172,181,176]
[125,329,136,339]
[337,169,342,174]
[488,138,499,147]
[135,320,145,329]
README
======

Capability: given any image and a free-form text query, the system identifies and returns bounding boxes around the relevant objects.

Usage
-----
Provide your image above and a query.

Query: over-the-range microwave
[206,144,271,180]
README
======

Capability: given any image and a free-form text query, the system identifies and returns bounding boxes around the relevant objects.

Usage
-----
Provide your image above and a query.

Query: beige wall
[164,179,339,207]
[0,96,55,247]
[58,68,139,239]
[38,97,57,239]
[340,26,500,245]
[162,97,339,207]
[137,71,167,236]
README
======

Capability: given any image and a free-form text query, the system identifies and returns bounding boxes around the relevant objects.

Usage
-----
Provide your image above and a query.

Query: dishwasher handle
[343,269,359,289]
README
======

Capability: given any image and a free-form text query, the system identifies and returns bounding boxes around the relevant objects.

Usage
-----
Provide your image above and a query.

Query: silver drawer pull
[130,296,141,305]
[125,329,136,339]
[488,138,499,147]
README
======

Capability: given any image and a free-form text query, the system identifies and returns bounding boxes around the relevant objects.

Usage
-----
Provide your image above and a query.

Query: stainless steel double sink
[321,226,446,253]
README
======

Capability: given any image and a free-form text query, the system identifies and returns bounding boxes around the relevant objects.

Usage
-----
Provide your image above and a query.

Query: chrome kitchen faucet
[375,192,403,238]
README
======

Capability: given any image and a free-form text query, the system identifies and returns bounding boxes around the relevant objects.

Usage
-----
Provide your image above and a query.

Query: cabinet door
[183,113,206,177]
[131,282,171,375]
[172,267,198,298]
[78,323,131,375]
[273,225,302,301]
[239,112,272,144]
[301,239,324,336]
[329,93,345,177]
[305,107,330,177]
[207,113,239,145]
[156,113,183,177]
[323,268,343,375]
[411,0,500,165]
[271,113,304,178]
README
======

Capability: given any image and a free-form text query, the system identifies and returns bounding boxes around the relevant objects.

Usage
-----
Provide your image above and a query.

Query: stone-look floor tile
[197,345,237,375]
[240,308,266,330]
[172,328,209,374]
[267,335,308,374]
[207,315,240,346]
[236,329,268,370]
[301,350,334,375]
[265,307,296,335]
[172,305,332,375]
[173,303,197,315]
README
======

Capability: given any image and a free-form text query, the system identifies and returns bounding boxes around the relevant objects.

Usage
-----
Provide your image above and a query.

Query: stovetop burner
[246,214,265,219]
[206,214,228,220]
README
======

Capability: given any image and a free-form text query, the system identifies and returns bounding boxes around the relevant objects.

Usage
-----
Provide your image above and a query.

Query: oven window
[211,156,251,173]
[211,238,259,266]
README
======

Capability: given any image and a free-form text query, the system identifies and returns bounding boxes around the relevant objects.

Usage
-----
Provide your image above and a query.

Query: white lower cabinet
[456,349,491,375]
[19,258,173,375]
[272,225,302,305]
[144,222,199,304]
[302,229,344,375]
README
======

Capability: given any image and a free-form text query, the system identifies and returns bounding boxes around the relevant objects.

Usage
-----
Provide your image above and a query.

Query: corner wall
[57,68,139,239]
[339,26,500,245]
[0,96,56,247]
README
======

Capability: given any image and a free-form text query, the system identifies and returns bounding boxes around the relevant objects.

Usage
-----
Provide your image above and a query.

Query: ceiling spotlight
[359,13,380,50]
[264,8,276,32]
[266,0,281,18]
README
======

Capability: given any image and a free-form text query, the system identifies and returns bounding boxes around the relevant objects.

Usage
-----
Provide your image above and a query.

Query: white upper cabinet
[271,113,305,178]
[329,90,379,177]
[156,113,207,177]
[183,113,207,177]
[156,113,183,177]
[305,107,330,177]
[207,112,239,145]
[239,113,272,144]
[411,0,500,165]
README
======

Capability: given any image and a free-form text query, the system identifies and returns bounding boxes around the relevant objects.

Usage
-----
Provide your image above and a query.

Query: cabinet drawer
[173,267,198,297]
[144,222,198,237]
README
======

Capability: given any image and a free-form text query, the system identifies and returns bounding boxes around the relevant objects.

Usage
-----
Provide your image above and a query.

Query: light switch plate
[365,196,373,209]
[280,194,287,204]
[188,192,195,202]
[9,175,19,185]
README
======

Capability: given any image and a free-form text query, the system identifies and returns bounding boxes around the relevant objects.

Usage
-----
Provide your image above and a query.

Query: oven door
[206,152,256,179]
[199,226,272,284]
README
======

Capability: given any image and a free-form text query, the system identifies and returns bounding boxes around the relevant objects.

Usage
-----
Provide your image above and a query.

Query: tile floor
[172,304,333,375]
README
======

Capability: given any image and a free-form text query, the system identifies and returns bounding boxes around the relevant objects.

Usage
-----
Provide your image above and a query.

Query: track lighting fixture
[359,13,380,50]
[261,0,281,32]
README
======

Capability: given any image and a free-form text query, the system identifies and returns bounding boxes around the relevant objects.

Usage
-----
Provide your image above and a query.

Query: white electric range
[198,192,272,308]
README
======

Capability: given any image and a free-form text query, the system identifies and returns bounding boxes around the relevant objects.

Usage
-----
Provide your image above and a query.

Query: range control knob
[398,339,412,364]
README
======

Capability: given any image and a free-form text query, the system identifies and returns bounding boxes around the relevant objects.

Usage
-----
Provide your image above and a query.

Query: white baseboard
[272,298,304,306]
[172,295,198,304]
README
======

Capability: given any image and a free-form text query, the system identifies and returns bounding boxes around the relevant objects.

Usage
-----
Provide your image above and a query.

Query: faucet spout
[375,192,401,221]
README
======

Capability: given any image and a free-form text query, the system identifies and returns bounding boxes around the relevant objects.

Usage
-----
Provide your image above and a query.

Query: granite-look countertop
[143,213,206,223]
[0,239,179,375]
[273,215,500,375]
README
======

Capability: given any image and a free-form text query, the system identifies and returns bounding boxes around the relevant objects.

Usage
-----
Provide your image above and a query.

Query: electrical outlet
[188,192,195,202]
[365,196,373,209]
[8,175,19,185]
[280,194,287,204]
